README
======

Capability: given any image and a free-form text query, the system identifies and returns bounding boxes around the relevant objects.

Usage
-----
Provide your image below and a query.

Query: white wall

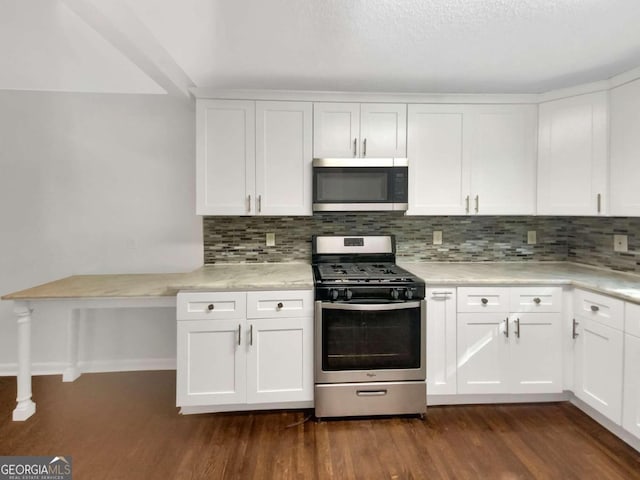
[0,90,202,374]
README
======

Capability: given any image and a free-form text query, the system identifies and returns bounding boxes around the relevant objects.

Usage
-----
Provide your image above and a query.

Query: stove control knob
[329,289,339,301]
[390,289,400,300]
[345,289,353,300]
[405,289,414,300]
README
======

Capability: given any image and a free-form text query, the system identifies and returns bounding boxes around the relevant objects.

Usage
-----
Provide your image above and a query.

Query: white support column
[13,301,36,421]
[62,309,82,382]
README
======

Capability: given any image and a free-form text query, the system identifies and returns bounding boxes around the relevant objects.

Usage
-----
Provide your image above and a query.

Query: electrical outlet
[527,231,537,245]
[266,233,275,247]
[433,231,443,245]
[614,234,628,252]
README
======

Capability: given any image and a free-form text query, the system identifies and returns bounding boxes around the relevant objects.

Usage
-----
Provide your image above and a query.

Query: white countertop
[2,261,639,304]
[399,261,640,303]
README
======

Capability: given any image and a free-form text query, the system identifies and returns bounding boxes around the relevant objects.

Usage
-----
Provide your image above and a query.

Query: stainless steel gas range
[312,235,426,419]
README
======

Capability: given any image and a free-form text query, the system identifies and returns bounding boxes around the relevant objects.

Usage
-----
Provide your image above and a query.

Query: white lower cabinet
[457,312,509,394]
[456,287,562,395]
[426,288,457,395]
[246,316,313,404]
[177,290,313,410]
[623,303,640,439]
[573,318,624,423]
[572,290,625,424]
[177,319,246,406]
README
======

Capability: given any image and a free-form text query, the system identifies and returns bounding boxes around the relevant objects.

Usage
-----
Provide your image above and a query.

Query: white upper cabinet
[537,92,608,216]
[196,99,312,216]
[407,104,537,215]
[197,100,255,216]
[313,103,407,158]
[407,105,469,215]
[610,78,640,216]
[255,101,312,215]
[468,105,538,215]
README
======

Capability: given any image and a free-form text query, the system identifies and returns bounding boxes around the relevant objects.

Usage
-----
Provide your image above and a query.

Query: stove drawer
[177,292,246,321]
[247,290,314,319]
[314,381,426,418]
[457,287,510,313]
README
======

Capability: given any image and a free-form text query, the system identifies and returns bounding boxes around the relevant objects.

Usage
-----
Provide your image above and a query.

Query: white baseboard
[427,392,569,406]
[570,394,640,453]
[0,358,176,377]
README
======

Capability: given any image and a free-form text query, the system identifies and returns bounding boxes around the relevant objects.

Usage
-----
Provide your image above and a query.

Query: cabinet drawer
[247,290,314,319]
[177,292,246,321]
[625,302,640,338]
[510,287,562,313]
[574,289,624,331]
[457,287,510,313]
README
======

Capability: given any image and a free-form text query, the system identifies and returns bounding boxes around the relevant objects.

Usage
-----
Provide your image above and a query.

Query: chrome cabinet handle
[250,324,253,346]
[533,297,541,305]
[572,318,579,339]
[475,195,479,213]
[465,195,470,214]
[353,138,357,157]
[363,138,367,157]
[597,193,602,213]
[277,302,284,310]
[431,291,453,296]
[247,195,251,212]
[238,324,242,346]
[481,298,488,305]
[590,305,599,312]
[504,317,509,338]
[515,318,520,338]
[257,195,262,213]
[207,304,214,311]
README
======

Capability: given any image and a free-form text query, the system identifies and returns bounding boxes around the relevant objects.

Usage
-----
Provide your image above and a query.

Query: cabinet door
[255,101,312,215]
[313,103,360,158]
[610,78,640,215]
[196,100,255,215]
[509,313,562,394]
[468,104,538,215]
[406,105,470,215]
[623,333,640,439]
[177,320,246,407]
[537,92,608,215]
[246,317,313,404]
[574,317,623,423]
[360,103,407,157]
[457,313,509,394]
[426,288,457,396]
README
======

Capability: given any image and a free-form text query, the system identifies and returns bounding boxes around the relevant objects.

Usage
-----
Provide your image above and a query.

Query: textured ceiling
[128,0,640,93]
[3,0,640,94]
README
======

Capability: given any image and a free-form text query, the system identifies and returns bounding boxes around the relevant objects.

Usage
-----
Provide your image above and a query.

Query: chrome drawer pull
[356,389,388,397]
[533,297,541,305]
[238,324,242,346]
[207,304,214,311]
[277,302,284,310]
[572,319,579,339]
[481,298,488,305]
[515,318,520,338]
[504,317,509,338]
[590,305,599,312]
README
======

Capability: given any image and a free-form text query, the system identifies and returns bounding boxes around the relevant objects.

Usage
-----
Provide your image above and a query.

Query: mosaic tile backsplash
[204,213,639,273]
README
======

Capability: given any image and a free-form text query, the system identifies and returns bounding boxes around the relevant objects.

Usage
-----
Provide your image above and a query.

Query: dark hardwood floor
[1,371,639,479]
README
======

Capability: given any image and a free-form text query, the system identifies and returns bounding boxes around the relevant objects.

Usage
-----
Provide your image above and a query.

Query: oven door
[315,300,426,383]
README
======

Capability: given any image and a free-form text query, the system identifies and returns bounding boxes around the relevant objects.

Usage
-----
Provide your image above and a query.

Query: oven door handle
[319,301,422,311]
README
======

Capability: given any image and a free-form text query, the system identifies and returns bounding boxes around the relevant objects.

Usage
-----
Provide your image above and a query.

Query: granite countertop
[399,261,640,303]
[1,263,314,300]
[2,261,639,304]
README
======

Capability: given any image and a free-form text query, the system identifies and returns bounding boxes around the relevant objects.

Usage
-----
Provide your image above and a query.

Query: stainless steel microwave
[312,158,408,212]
